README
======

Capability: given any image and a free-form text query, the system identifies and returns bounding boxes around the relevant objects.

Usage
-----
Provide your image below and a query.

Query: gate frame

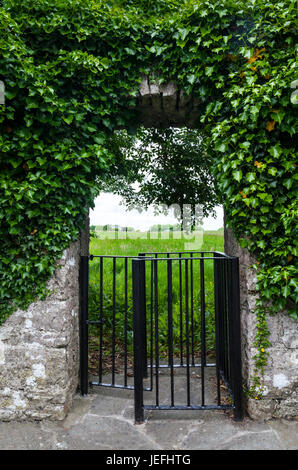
[79,252,243,423]
[80,255,89,396]
[131,254,243,423]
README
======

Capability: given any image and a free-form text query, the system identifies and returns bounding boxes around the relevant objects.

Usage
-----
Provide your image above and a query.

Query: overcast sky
[90,193,223,231]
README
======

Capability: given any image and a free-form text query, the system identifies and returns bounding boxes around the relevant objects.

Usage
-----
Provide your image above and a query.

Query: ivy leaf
[187,74,196,84]
[283,179,293,189]
[63,115,74,125]
[87,125,97,133]
[269,146,281,158]
[5,89,17,99]
[246,172,256,182]
[282,285,290,298]
[178,28,189,41]
[233,170,243,182]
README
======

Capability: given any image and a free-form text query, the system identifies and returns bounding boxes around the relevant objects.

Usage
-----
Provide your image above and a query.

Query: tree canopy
[101,127,218,228]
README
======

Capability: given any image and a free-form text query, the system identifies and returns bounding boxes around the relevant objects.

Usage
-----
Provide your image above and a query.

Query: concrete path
[0,381,297,450]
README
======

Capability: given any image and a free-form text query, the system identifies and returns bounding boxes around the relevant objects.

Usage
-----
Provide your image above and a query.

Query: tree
[100,127,218,229]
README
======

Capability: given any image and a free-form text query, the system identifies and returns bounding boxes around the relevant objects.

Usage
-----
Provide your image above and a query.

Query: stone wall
[224,226,298,420]
[0,217,89,421]
[0,71,296,421]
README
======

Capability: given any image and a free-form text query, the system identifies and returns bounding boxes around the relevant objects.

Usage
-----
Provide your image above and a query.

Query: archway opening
[84,118,237,418]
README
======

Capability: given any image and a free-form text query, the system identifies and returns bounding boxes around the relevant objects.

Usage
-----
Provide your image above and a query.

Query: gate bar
[98,256,103,383]
[154,259,159,407]
[185,259,191,406]
[112,257,116,386]
[132,259,145,424]
[124,258,128,387]
[200,257,206,406]
[80,255,89,396]
[167,259,174,407]
[230,257,243,421]
[179,253,183,366]
[138,254,147,378]
[214,257,222,406]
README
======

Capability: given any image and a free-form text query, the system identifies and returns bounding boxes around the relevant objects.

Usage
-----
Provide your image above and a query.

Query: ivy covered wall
[0,0,297,394]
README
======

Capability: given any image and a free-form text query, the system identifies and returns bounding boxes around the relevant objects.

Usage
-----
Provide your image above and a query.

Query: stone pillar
[0,214,89,421]
[224,224,298,420]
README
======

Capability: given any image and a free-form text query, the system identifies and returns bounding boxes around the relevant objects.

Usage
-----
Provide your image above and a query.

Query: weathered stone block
[0,240,81,421]
[225,224,297,420]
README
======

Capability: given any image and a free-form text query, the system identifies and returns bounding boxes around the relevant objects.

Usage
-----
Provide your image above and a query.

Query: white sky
[90,193,223,231]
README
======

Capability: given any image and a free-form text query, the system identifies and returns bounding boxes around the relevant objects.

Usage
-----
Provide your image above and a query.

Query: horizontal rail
[139,251,231,257]
[90,382,152,392]
[89,255,236,261]
[90,382,135,390]
[144,404,234,411]
[148,363,216,369]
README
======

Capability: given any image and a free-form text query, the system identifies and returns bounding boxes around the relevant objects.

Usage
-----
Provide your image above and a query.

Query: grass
[88,229,224,370]
[90,228,224,256]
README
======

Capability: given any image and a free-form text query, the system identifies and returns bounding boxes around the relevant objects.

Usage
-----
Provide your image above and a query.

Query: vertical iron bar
[230,257,243,421]
[167,258,174,407]
[138,254,147,378]
[124,257,128,387]
[112,257,116,386]
[200,257,205,405]
[179,253,183,366]
[218,256,225,379]
[226,259,232,387]
[214,256,221,406]
[154,259,159,407]
[190,253,195,366]
[150,260,154,390]
[167,253,170,368]
[185,259,191,406]
[80,256,89,395]
[200,256,206,367]
[98,256,103,383]
[223,258,229,382]
[132,259,145,424]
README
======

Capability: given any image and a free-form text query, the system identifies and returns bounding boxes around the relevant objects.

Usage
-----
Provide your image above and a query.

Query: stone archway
[0,78,296,421]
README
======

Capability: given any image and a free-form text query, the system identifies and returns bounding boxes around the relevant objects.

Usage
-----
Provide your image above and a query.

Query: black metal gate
[80,251,243,422]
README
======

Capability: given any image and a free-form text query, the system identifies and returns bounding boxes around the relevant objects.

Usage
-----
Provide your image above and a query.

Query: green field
[88,230,224,369]
[90,228,224,256]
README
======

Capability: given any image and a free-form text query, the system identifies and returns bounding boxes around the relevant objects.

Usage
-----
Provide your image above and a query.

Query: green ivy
[0,0,297,395]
